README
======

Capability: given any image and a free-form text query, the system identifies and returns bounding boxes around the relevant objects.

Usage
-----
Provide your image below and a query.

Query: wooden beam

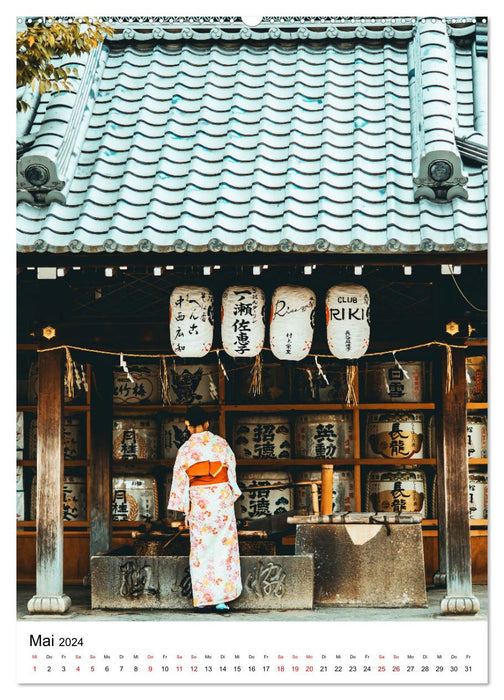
[27,348,71,613]
[89,358,113,558]
[436,346,480,614]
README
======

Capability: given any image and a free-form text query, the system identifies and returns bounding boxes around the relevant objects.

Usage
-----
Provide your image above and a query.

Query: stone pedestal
[294,519,427,608]
[27,594,72,614]
[91,552,313,610]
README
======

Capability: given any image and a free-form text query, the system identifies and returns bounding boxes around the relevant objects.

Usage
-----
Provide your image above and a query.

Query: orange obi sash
[185,460,228,486]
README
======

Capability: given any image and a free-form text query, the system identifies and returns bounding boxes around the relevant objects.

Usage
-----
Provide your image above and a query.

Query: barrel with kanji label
[366,469,427,517]
[166,363,219,404]
[433,472,488,520]
[29,415,86,460]
[466,355,487,402]
[112,417,159,461]
[112,476,159,521]
[428,414,487,459]
[294,413,353,459]
[363,360,425,402]
[365,412,425,459]
[235,470,293,520]
[233,415,292,460]
[31,473,87,522]
[293,363,347,403]
[113,363,161,405]
[295,469,355,513]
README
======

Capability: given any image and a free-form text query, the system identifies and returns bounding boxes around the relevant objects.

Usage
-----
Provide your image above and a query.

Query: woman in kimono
[168,405,242,614]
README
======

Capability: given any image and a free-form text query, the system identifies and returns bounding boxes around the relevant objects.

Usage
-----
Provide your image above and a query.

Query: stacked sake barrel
[362,359,428,518]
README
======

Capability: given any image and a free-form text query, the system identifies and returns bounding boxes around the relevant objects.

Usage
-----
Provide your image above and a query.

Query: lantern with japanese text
[270,285,316,361]
[325,284,370,359]
[221,285,265,358]
[169,286,214,357]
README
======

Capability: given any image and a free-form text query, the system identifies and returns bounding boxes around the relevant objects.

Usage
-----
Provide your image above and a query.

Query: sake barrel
[432,473,488,520]
[363,360,425,402]
[428,414,487,459]
[294,413,353,459]
[161,417,190,459]
[293,363,347,403]
[169,286,214,357]
[230,363,289,403]
[295,469,355,513]
[161,418,219,459]
[366,469,427,517]
[468,472,488,519]
[233,415,291,460]
[365,412,425,459]
[167,363,219,404]
[30,473,87,521]
[326,284,370,359]
[113,363,161,405]
[112,476,159,521]
[270,285,316,361]
[235,470,293,520]
[112,417,159,460]
[27,361,86,404]
[28,415,86,460]
[221,285,265,357]
[467,415,488,459]
[466,356,487,402]
[16,411,24,460]
[16,466,24,521]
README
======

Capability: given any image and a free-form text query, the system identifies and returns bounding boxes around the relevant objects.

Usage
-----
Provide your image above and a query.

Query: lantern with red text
[326,284,370,359]
[221,286,265,358]
[169,286,214,357]
[270,285,316,361]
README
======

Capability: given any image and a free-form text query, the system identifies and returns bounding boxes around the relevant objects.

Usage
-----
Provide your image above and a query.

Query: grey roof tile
[17,19,488,254]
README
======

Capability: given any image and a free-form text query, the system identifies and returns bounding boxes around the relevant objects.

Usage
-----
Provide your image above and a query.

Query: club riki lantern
[270,285,316,362]
[169,286,214,358]
[326,284,371,404]
[221,286,265,358]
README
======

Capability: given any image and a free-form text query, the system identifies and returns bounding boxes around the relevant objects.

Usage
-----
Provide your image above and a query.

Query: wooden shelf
[17,460,89,467]
[17,521,90,528]
[235,458,436,467]
[112,403,221,412]
[17,405,90,413]
[467,403,488,410]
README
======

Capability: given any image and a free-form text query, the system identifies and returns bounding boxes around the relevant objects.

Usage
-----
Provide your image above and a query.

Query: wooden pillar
[436,346,479,615]
[27,348,71,613]
[89,359,113,558]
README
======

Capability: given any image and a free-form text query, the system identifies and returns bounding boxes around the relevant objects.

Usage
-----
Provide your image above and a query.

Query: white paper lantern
[221,286,265,357]
[326,284,370,359]
[169,286,214,357]
[270,285,316,361]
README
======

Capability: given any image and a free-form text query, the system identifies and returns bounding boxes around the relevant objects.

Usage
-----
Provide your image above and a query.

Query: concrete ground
[17,584,487,622]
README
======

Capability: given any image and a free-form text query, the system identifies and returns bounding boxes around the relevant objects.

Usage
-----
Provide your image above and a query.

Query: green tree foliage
[17,17,114,111]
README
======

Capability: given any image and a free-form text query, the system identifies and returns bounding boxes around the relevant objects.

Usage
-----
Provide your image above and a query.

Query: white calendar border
[6,0,503,695]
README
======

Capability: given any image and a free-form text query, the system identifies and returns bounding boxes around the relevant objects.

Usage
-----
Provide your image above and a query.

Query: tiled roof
[16,17,488,255]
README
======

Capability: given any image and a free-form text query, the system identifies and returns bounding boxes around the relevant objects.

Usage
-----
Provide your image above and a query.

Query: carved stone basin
[90,548,314,610]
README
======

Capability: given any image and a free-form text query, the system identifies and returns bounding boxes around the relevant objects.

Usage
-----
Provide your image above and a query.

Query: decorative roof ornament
[17,45,107,206]
[408,18,469,201]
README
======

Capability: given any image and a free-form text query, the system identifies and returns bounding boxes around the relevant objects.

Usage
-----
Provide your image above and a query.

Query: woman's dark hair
[185,405,209,428]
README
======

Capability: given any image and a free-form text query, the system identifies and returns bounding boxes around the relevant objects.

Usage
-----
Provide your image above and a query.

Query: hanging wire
[448,265,487,313]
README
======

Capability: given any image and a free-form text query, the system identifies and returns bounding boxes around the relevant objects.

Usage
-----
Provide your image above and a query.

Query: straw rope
[39,340,466,398]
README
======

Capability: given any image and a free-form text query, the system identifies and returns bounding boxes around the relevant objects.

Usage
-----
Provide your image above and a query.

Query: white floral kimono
[168,430,242,607]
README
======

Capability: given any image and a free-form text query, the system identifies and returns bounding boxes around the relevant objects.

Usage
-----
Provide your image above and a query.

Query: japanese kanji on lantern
[270,285,316,361]
[325,284,370,359]
[169,286,214,357]
[221,285,265,357]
